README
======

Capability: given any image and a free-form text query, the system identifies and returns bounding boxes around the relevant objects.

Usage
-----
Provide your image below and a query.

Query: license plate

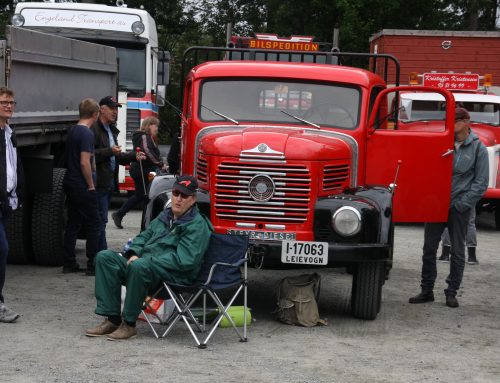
[228,230,296,241]
[281,240,328,265]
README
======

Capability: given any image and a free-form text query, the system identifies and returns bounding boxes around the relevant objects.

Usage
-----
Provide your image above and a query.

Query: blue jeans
[421,207,470,297]
[441,208,477,247]
[0,207,10,303]
[96,188,112,251]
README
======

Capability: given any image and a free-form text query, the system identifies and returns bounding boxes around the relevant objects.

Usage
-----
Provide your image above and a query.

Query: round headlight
[11,14,25,27]
[332,206,361,236]
[131,21,145,35]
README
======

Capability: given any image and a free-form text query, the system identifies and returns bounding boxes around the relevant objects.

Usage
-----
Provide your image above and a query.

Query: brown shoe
[85,319,119,337]
[106,322,137,341]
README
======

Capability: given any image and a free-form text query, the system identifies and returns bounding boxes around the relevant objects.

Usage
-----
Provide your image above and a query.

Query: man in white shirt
[0,87,24,323]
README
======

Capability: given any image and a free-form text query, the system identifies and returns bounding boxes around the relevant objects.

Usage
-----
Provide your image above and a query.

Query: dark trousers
[421,207,470,297]
[0,206,10,303]
[115,173,148,219]
[63,186,100,268]
[96,187,112,251]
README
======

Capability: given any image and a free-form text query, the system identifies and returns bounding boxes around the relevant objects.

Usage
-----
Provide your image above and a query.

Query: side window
[368,86,386,129]
[184,80,193,119]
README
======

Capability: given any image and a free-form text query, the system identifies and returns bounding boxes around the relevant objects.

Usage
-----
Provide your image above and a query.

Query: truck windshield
[77,39,147,98]
[199,79,360,129]
[116,45,146,98]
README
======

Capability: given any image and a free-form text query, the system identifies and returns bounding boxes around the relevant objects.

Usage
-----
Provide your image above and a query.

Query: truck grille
[126,109,141,147]
[323,163,349,191]
[214,161,310,223]
[196,154,208,183]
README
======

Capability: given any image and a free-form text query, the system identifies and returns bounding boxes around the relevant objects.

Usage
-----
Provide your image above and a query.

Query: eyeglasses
[172,189,191,199]
[0,101,16,107]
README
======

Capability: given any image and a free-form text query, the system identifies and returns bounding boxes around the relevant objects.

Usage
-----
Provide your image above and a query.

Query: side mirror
[157,51,170,86]
[155,85,166,107]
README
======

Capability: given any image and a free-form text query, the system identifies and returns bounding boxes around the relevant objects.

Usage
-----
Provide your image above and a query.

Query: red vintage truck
[394,72,500,229]
[143,45,456,320]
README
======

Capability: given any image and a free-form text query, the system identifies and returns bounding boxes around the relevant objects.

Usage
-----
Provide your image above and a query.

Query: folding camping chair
[142,233,249,349]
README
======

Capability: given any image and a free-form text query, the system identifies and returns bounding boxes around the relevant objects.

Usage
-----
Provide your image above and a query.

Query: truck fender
[353,186,393,245]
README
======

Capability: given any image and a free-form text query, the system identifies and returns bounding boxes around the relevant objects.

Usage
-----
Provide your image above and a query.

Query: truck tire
[495,205,500,231]
[351,262,384,320]
[5,201,33,264]
[31,168,66,266]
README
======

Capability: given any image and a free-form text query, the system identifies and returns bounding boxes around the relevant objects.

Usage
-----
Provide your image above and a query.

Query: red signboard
[422,73,479,90]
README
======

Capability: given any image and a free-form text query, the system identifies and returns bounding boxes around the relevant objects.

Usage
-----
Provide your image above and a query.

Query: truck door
[365,87,455,223]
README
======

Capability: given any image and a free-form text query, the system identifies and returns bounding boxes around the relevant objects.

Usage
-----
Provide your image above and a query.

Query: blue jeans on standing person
[441,208,477,247]
[96,187,113,251]
[0,205,10,303]
[421,207,470,297]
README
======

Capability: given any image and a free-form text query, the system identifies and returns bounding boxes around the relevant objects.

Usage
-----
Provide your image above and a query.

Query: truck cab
[144,46,456,319]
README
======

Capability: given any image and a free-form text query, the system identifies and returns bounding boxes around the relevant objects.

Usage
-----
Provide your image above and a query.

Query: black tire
[6,199,34,264]
[351,262,384,320]
[495,205,500,231]
[31,168,66,266]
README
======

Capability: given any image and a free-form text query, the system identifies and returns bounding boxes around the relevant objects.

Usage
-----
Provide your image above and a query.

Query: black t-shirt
[64,124,95,189]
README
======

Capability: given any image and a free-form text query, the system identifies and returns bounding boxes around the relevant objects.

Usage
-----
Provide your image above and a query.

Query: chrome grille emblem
[258,143,268,152]
[248,174,275,202]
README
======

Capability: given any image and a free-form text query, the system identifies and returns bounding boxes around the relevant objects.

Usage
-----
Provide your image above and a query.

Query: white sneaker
[0,302,20,323]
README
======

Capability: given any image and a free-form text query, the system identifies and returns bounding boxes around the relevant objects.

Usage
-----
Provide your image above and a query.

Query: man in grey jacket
[409,107,489,308]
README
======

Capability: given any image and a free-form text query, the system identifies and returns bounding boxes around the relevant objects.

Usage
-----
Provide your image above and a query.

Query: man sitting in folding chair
[145,232,249,348]
[85,175,213,341]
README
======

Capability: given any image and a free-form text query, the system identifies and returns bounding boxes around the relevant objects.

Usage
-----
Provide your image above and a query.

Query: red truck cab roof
[188,61,386,89]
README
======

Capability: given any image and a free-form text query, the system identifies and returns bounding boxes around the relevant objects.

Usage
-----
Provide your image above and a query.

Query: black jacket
[90,119,136,190]
[132,131,163,170]
[0,127,24,207]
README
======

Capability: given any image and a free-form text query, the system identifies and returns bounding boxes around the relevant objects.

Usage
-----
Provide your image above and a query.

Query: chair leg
[201,286,246,346]
[160,284,205,346]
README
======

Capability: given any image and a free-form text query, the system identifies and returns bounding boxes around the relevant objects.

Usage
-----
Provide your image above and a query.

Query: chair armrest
[203,258,247,285]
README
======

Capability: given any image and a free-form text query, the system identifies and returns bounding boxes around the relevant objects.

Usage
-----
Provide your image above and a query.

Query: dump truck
[1,26,117,265]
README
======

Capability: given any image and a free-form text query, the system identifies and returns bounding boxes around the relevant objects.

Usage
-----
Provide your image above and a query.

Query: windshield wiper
[281,110,320,129]
[201,105,239,125]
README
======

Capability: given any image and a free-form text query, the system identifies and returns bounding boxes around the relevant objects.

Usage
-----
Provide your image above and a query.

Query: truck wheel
[5,200,34,264]
[495,205,500,231]
[351,262,384,320]
[31,168,66,266]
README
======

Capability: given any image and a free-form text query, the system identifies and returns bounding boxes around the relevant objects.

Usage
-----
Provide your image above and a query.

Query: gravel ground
[1,209,499,383]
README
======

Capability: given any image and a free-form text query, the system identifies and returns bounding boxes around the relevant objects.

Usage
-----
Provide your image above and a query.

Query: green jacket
[125,205,213,284]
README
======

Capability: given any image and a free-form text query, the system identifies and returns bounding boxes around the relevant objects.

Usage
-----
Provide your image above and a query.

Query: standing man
[0,87,23,323]
[91,96,137,255]
[63,98,100,275]
[86,175,213,340]
[409,107,489,308]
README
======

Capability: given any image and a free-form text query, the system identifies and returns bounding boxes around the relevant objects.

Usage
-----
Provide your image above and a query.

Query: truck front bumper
[248,240,391,269]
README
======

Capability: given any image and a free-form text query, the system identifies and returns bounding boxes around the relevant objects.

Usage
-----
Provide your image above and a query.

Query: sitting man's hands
[127,255,139,265]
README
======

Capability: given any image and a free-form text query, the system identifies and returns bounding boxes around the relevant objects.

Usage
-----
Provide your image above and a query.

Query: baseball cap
[455,107,470,121]
[172,175,198,196]
[99,96,122,108]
